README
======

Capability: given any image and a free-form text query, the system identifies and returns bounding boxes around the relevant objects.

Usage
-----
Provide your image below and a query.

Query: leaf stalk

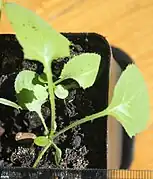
[33,109,108,167]
[44,62,56,135]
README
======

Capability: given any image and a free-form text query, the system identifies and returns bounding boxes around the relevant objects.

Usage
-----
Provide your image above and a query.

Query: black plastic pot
[0,33,134,178]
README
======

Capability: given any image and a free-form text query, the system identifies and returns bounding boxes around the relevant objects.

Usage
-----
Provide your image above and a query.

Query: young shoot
[0,2,150,168]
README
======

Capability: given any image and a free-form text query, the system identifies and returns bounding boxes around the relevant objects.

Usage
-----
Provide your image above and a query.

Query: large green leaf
[60,53,101,89]
[106,64,150,137]
[4,2,70,64]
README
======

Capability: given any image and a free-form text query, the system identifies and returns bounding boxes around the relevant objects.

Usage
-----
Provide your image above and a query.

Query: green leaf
[53,143,62,165]
[60,53,101,89]
[106,64,150,138]
[38,73,47,84]
[15,70,36,94]
[15,70,48,110]
[4,2,70,65]
[15,70,49,134]
[34,85,48,101]
[34,136,51,147]
[0,98,21,110]
[55,85,69,99]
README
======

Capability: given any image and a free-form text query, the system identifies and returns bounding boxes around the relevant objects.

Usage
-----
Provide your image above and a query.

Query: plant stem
[33,143,51,168]
[53,109,108,140]
[52,142,61,165]
[32,109,108,168]
[44,64,56,134]
[54,78,65,85]
[37,111,49,135]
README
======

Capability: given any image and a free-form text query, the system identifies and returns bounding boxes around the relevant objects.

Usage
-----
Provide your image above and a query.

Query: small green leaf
[0,98,21,110]
[106,64,150,138]
[34,85,48,101]
[53,143,62,165]
[15,70,48,109]
[55,85,69,99]
[38,73,47,84]
[15,70,49,133]
[4,2,70,65]
[34,136,51,147]
[15,70,37,94]
[60,53,101,89]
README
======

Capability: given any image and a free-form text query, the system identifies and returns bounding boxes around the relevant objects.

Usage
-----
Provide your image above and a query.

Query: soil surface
[0,34,109,169]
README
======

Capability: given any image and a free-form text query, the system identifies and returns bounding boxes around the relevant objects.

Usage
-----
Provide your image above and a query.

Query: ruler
[1,168,153,179]
[108,170,153,179]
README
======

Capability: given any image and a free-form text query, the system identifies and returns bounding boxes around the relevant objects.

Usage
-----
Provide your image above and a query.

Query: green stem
[54,78,65,85]
[52,142,61,165]
[53,109,108,140]
[33,143,51,168]
[44,64,56,134]
[32,109,108,168]
[37,111,49,135]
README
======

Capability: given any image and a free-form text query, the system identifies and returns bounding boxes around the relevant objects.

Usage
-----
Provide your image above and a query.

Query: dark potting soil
[0,34,110,169]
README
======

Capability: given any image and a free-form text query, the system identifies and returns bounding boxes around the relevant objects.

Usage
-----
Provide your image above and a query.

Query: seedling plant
[0,2,150,168]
